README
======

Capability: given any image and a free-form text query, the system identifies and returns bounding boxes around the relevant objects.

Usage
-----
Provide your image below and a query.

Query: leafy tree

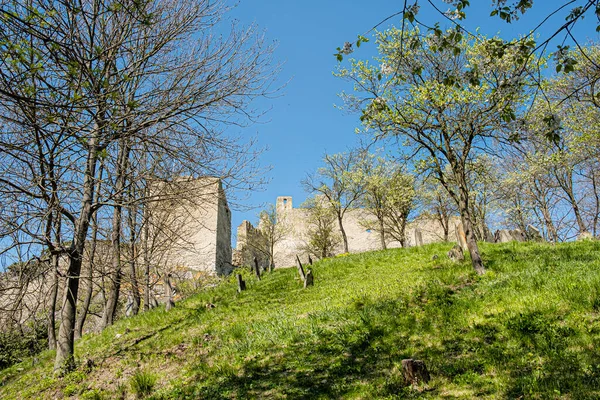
[337,1,593,82]
[301,196,340,259]
[496,149,563,241]
[465,156,498,242]
[302,151,366,253]
[337,28,535,274]
[257,204,291,271]
[358,156,416,248]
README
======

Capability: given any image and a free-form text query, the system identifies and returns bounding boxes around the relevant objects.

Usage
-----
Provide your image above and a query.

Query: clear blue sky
[226,0,599,243]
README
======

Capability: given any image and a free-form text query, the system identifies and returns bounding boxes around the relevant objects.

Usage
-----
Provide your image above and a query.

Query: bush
[0,322,47,370]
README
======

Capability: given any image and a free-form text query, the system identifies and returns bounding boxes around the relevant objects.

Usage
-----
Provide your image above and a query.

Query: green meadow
[2,241,600,399]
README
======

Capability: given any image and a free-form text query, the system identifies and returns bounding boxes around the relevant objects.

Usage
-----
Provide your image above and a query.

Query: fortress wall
[268,196,461,268]
[150,177,232,274]
[215,181,233,275]
[234,220,269,269]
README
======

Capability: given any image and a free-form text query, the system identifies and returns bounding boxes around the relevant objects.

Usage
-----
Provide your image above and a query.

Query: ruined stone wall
[149,177,232,275]
[234,220,268,269]
[245,196,462,268]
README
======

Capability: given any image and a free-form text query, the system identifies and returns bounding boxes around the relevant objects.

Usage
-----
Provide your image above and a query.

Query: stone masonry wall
[238,196,461,268]
[149,177,232,275]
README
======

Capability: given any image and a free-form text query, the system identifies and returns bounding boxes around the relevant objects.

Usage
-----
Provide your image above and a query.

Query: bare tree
[0,0,276,372]
[419,177,458,242]
[239,204,290,271]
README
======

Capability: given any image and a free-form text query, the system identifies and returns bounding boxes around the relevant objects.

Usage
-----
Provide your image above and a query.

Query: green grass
[1,241,600,399]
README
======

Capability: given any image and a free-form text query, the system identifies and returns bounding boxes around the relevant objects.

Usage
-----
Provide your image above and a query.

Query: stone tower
[149,177,232,275]
[276,196,293,216]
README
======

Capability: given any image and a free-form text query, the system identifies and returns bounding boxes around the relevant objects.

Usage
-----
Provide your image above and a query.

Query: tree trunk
[101,140,130,328]
[54,135,100,373]
[75,164,103,339]
[269,242,275,272]
[400,210,409,247]
[47,256,59,350]
[591,169,600,236]
[456,173,485,275]
[337,214,349,253]
[556,169,587,234]
[47,211,62,350]
[379,218,387,250]
[127,204,141,316]
[164,273,175,311]
[541,204,558,243]
[74,223,97,340]
[142,194,152,311]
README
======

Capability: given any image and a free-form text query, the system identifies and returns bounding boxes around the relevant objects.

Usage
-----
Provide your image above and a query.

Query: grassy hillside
[2,241,600,399]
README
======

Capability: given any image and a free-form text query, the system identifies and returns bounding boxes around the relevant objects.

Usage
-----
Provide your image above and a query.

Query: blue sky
[226,1,599,243]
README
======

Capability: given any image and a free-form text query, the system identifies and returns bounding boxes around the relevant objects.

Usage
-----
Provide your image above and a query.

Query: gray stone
[447,244,464,262]
[578,231,594,241]
[414,228,423,247]
[296,255,306,281]
[495,229,526,243]
[304,270,314,288]
[125,295,134,317]
[494,229,513,243]
[253,257,261,280]
[236,274,246,292]
[510,229,526,242]
[526,225,544,241]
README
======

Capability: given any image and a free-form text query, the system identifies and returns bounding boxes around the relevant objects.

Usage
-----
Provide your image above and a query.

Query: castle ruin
[149,176,233,275]
[236,196,461,268]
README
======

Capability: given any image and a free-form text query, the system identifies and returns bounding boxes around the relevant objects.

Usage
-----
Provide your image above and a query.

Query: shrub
[0,322,47,370]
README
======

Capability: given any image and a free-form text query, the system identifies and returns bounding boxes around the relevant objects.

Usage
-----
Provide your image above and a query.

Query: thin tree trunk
[541,204,559,243]
[379,217,387,250]
[54,136,100,372]
[142,190,152,311]
[47,255,59,350]
[337,214,349,253]
[101,140,130,328]
[556,170,587,234]
[74,219,97,339]
[269,242,275,272]
[128,203,141,316]
[47,210,62,350]
[164,273,175,311]
[457,174,485,275]
[592,169,600,236]
[75,164,104,339]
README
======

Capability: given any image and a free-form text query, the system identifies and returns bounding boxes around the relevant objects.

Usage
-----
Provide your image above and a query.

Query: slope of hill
[1,241,600,399]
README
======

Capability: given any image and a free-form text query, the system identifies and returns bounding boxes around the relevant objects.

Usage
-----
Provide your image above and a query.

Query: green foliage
[129,370,156,398]
[300,196,340,258]
[0,323,47,370]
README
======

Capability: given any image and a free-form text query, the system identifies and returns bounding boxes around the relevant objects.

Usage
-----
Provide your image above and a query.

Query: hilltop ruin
[235,196,461,268]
